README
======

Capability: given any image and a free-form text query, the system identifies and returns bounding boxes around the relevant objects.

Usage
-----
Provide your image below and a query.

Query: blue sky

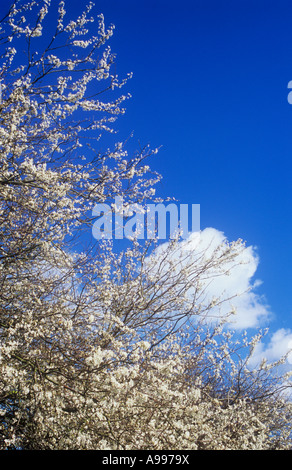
[89,0,292,336]
[1,1,291,354]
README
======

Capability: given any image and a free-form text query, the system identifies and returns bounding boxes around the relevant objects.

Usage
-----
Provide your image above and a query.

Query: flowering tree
[0,0,292,450]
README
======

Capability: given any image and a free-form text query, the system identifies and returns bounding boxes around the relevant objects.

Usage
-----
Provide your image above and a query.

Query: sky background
[1,0,292,360]
[90,0,292,340]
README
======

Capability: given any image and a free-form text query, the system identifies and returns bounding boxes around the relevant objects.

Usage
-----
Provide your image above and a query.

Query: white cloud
[248,328,292,369]
[191,228,272,329]
[148,227,272,330]
[146,227,292,370]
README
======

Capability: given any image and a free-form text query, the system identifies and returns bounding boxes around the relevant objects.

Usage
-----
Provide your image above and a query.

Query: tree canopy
[0,0,291,450]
